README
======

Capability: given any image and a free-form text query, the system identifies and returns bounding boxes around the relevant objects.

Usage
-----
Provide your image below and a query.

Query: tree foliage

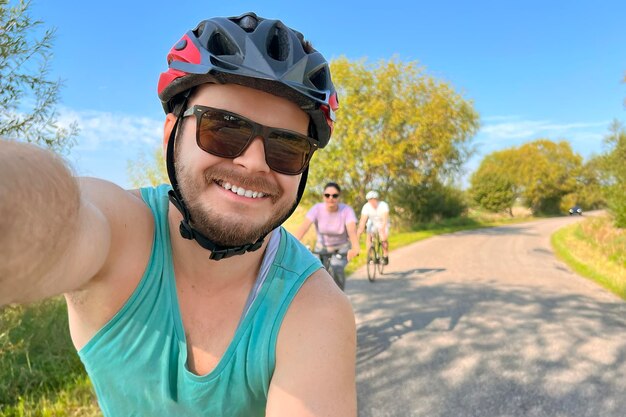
[469,153,517,215]
[390,179,467,225]
[305,57,479,211]
[127,147,168,188]
[470,139,584,215]
[600,121,626,227]
[515,140,582,214]
[559,155,606,213]
[0,0,77,152]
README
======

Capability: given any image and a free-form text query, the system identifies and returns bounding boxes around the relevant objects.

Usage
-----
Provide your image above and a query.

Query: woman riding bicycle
[294,182,360,288]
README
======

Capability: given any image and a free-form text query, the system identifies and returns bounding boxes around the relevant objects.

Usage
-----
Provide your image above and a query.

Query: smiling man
[0,12,356,417]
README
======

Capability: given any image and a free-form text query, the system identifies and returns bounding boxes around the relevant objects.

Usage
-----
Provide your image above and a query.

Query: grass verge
[551,215,626,300]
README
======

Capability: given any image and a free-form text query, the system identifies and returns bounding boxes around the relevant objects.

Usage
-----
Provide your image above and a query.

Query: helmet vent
[267,24,289,61]
[308,67,328,90]
[208,32,237,56]
[236,14,259,33]
[193,22,206,38]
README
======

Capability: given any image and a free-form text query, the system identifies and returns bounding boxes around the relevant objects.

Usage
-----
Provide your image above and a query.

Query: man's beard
[175,160,297,248]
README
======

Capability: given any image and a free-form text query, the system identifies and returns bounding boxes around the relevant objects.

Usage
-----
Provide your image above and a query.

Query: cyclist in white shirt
[357,191,390,265]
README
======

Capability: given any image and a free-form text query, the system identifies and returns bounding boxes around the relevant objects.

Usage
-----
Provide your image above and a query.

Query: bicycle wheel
[367,246,377,282]
[377,241,385,275]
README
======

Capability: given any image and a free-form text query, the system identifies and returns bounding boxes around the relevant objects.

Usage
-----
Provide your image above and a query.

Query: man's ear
[163,113,178,154]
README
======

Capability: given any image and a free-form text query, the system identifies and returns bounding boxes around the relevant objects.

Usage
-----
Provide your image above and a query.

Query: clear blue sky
[29,0,626,188]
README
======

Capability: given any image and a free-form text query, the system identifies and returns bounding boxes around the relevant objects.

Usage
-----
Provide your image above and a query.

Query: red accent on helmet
[329,91,339,111]
[319,104,334,136]
[157,68,186,96]
[169,35,201,65]
[319,92,338,136]
[157,35,201,95]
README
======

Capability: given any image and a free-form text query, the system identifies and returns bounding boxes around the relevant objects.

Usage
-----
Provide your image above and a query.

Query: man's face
[368,198,378,209]
[173,83,308,247]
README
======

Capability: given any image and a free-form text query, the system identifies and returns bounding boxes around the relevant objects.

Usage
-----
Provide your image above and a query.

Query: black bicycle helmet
[158,12,338,147]
[157,13,338,260]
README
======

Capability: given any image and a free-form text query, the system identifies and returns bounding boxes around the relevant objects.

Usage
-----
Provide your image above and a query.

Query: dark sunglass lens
[197,110,253,157]
[324,193,339,198]
[265,131,312,174]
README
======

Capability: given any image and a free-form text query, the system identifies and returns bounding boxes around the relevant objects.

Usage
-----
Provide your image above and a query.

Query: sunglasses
[181,105,318,175]
[324,193,340,199]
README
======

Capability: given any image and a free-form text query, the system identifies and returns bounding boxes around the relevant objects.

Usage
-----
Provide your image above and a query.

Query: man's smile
[217,180,267,199]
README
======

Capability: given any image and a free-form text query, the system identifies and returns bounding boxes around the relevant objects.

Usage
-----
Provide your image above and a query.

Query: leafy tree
[306,57,479,211]
[600,120,626,227]
[470,139,584,215]
[127,147,168,188]
[515,139,582,214]
[0,0,77,152]
[469,154,517,215]
[559,155,606,213]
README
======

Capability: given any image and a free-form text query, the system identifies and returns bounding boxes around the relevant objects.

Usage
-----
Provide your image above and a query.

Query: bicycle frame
[312,248,348,290]
[366,230,384,282]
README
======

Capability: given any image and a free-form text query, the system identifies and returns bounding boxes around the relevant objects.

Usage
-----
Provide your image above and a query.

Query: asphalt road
[346,215,626,417]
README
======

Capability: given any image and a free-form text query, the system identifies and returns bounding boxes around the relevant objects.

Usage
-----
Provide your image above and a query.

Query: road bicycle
[366,230,384,282]
[313,248,348,290]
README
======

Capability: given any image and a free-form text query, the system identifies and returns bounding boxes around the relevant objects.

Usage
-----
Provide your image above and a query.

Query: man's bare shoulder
[268,269,357,416]
[287,268,354,323]
[279,268,356,358]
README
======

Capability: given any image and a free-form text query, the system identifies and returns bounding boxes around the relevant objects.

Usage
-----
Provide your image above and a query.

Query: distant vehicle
[569,205,583,215]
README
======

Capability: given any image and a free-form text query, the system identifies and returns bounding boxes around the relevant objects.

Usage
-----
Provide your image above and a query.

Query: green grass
[0,298,102,417]
[552,215,626,300]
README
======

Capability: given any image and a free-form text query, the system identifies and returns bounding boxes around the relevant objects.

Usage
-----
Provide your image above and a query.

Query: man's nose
[231,136,271,173]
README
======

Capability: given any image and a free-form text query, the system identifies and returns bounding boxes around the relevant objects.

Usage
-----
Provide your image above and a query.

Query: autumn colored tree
[0,0,77,152]
[515,140,582,214]
[128,148,168,188]
[306,57,479,212]
[470,139,584,215]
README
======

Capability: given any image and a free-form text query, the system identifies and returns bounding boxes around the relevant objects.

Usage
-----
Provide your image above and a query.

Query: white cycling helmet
[366,191,379,200]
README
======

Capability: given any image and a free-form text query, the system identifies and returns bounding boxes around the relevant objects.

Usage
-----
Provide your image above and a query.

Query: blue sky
[29,0,626,188]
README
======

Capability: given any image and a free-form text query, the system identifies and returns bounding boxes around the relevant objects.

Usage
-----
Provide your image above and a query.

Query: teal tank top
[78,184,322,416]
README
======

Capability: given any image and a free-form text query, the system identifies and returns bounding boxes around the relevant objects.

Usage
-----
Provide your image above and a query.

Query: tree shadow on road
[347,267,626,417]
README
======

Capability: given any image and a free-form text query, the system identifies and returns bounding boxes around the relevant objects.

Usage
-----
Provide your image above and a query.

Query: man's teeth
[221,182,265,198]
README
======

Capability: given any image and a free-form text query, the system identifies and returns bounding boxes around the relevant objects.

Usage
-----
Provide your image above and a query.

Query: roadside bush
[391,180,467,225]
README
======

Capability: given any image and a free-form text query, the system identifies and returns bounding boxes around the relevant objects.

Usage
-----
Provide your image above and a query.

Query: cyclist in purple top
[295,182,360,261]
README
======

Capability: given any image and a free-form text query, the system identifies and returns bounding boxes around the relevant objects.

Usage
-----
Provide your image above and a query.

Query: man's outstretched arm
[0,140,111,306]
